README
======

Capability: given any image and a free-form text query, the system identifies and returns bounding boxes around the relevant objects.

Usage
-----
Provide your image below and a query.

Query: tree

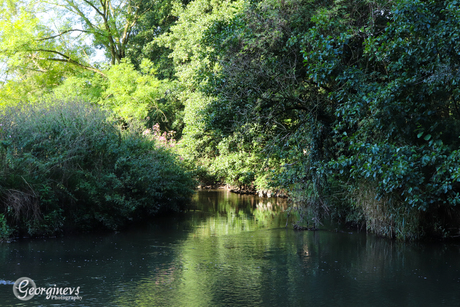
[303,0,460,238]
[155,0,246,168]
[0,0,101,76]
[159,0,460,238]
[52,0,157,66]
[0,0,183,128]
[124,0,191,79]
[0,0,86,103]
[200,0,326,188]
[0,0,161,85]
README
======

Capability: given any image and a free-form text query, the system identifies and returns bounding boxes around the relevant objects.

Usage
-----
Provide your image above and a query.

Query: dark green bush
[0,99,195,238]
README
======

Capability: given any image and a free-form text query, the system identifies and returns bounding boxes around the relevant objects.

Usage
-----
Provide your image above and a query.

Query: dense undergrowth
[0,99,195,240]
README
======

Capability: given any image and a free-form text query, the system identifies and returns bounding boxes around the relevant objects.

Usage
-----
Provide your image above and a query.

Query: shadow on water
[1,190,460,306]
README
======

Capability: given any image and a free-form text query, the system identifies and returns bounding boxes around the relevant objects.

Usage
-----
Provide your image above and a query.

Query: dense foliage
[302,0,460,239]
[0,100,194,238]
[158,0,460,239]
[1,0,460,240]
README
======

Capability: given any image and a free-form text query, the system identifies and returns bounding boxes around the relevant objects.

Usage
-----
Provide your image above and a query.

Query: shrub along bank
[0,99,195,240]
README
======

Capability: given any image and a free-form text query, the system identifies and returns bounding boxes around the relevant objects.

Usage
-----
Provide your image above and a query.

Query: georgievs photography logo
[13,277,82,301]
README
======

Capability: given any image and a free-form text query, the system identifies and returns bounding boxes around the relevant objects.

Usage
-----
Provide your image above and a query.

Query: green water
[1,190,460,306]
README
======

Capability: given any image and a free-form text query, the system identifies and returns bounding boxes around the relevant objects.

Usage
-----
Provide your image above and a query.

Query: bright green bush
[50,60,185,136]
[0,99,195,237]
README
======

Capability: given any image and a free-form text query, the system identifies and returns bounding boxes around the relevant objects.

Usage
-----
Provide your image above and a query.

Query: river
[1,189,460,306]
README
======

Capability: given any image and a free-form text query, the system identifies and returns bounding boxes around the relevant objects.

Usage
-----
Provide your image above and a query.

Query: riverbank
[1,189,459,306]
[0,100,195,241]
[196,184,288,198]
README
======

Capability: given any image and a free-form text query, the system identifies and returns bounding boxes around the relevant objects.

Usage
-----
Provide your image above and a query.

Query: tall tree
[0,0,159,81]
[52,0,155,65]
[155,0,246,162]
[125,0,191,79]
[0,0,171,105]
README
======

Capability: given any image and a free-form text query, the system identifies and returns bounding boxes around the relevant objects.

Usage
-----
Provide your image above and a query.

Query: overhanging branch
[37,29,95,41]
[32,49,107,77]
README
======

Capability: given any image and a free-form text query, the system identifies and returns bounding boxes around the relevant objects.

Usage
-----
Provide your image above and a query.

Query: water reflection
[0,190,459,306]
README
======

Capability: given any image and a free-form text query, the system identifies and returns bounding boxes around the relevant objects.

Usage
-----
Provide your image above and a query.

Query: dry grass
[353,182,420,240]
[4,188,41,223]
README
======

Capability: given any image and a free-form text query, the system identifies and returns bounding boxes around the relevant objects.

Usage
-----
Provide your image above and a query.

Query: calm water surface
[1,190,460,306]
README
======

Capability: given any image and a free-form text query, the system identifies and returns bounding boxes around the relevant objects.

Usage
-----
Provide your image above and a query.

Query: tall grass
[351,182,421,240]
[0,99,195,238]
